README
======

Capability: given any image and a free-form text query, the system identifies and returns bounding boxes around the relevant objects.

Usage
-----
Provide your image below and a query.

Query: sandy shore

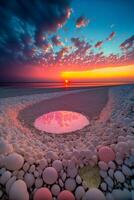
[18,87,108,132]
[0,85,134,200]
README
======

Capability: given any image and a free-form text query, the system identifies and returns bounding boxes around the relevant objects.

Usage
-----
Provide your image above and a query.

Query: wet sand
[18,87,109,131]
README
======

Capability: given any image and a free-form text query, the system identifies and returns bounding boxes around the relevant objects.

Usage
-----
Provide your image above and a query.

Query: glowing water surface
[34,111,89,134]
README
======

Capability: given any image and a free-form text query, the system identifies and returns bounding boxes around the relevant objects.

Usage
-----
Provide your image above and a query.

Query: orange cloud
[61,65,134,81]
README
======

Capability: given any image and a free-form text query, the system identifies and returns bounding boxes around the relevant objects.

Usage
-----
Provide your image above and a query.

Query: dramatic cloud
[120,35,134,50]
[0,0,72,67]
[95,41,103,48]
[52,35,64,46]
[107,32,116,41]
[76,16,89,28]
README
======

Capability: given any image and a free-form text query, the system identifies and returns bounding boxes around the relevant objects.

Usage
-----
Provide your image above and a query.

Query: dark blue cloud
[0,0,71,75]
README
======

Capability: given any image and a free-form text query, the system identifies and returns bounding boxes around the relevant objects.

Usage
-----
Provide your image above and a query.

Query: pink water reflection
[34,111,89,134]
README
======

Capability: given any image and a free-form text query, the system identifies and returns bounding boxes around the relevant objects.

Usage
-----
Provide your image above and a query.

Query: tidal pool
[34,111,89,134]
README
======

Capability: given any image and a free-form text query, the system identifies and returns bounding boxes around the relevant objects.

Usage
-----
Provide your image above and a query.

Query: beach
[0,85,134,200]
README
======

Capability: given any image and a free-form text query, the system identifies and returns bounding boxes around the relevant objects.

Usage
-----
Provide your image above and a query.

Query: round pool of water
[34,111,89,134]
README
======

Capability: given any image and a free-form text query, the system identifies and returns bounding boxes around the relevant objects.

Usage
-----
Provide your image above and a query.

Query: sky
[0,0,134,82]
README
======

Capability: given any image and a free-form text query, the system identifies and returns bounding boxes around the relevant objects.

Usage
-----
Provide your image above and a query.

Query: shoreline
[0,83,134,98]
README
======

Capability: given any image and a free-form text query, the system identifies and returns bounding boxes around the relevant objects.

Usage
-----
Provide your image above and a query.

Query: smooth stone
[35,178,43,188]
[51,184,60,196]
[100,170,107,178]
[29,164,35,173]
[58,190,75,200]
[24,173,35,188]
[0,170,11,185]
[39,158,48,170]
[61,172,66,181]
[65,178,76,191]
[114,171,125,183]
[98,146,115,163]
[98,161,108,170]
[6,176,16,194]
[100,182,107,191]
[67,166,78,178]
[108,169,114,178]
[75,186,85,200]
[108,161,116,170]
[34,187,52,200]
[23,162,30,172]
[4,153,24,171]
[83,188,106,200]
[104,176,114,188]
[112,189,131,200]
[9,180,29,200]
[43,167,58,185]
[52,160,63,172]
[0,139,13,155]
[122,165,132,176]
[76,175,82,184]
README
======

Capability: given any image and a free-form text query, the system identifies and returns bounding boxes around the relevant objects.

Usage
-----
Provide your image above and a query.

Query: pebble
[0,139,13,155]
[52,160,63,172]
[4,153,24,171]
[43,167,58,185]
[98,146,115,163]
[75,186,85,200]
[9,179,29,200]
[29,164,35,173]
[83,188,106,200]
[65,178,76,191]
[34,187,52,200]
[104,176,114,188]
[108,169,114,178]
[58,190,75,200]
[35,177,43,188]
[61,172,66,181]
[6,176,16,194]
[0,170,11,185]
[122,164,132,176]
[108,161,116,170]
[114,171,125,183]
[76,175,82,184]
[23,162,30,172]
[51,184,60,196]
[39,158,48,170]
[98,161,108,170]
[67,166,78,178]
[100,182,107,191]
[100,170,107,178]
[24,173,35,188]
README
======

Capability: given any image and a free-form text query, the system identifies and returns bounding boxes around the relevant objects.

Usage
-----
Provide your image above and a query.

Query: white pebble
[35,177,43,188]
[114,171,125,183]
[6,176,16,194]
[9,179,29,200]
[43,167,58,185]
[52,160,62,172]
[4,153,24,171]
[51,184,60,196]
[75,186,85,200]
[24,173,35,188]
[0,170,11,185]
[65,178,76,191]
